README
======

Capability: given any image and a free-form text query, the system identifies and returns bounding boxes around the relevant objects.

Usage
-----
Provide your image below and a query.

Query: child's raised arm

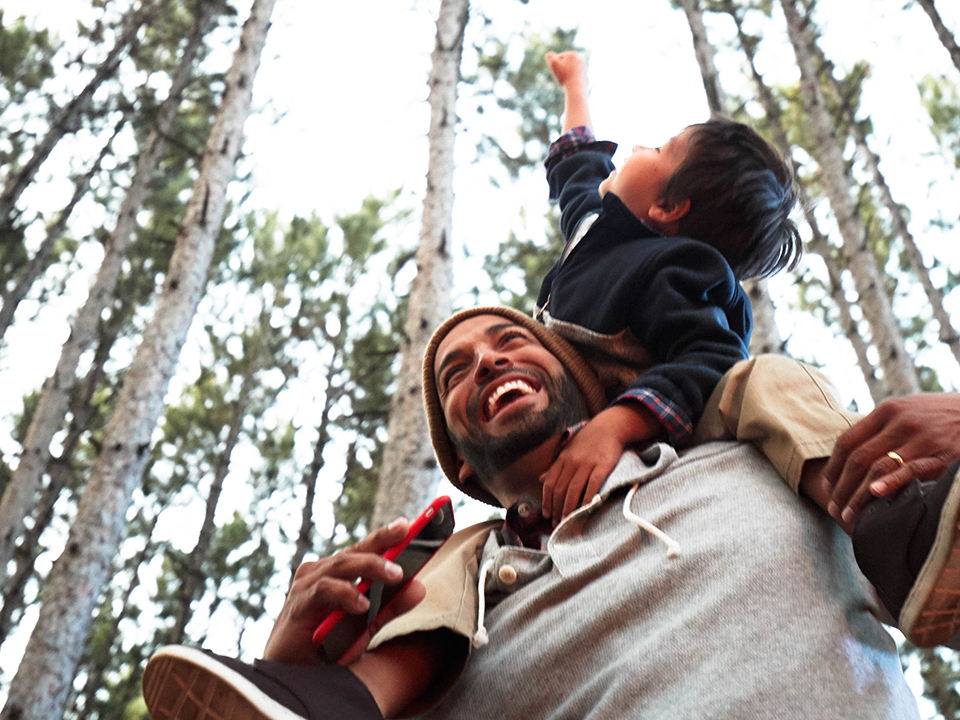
[546,51,593,133]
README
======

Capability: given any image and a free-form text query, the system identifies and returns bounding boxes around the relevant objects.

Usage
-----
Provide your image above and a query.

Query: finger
[339,580,427,666]
[823,411,888,484]
[829,436,896,511]
[540,461,563,519]
[583,463,611,505]
[560,465,592,521]
[868,464,916,497]
[346,518,411,556]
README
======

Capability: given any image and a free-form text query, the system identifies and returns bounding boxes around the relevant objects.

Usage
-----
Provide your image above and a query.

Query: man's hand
[822,393,960,525]
[540,404,661,524]
[263,518,426,667]
[545,51,588,91]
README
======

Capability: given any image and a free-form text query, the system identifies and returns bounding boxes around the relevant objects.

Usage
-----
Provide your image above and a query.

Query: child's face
[598,127,692,230]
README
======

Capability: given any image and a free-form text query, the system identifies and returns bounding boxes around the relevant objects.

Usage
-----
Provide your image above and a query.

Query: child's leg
[694,354,861,495]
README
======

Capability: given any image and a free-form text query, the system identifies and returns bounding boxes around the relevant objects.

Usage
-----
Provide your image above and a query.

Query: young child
[535,50,801,521]
[533,51,960,647]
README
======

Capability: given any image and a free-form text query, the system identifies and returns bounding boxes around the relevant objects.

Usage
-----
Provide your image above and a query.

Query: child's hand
[540,404,661,524]
[545,51,588,91]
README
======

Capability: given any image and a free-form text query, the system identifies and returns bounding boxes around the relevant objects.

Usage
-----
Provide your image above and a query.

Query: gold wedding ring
[886,451,905,467]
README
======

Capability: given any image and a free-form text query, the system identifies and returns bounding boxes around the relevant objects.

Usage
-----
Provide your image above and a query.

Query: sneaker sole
[900,467,960,647]
[142,646,304,720]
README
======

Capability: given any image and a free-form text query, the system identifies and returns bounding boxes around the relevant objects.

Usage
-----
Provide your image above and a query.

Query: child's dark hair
[659,119,802,279]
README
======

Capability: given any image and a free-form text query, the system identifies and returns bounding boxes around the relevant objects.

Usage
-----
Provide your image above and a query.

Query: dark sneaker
[853,460,960,647]
[142,645,383,720]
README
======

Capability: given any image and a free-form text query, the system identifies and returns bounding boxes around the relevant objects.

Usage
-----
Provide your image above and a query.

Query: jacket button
[498,565,518,584]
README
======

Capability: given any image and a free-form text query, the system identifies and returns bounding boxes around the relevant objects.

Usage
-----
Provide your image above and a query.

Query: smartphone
[312,496,455,663]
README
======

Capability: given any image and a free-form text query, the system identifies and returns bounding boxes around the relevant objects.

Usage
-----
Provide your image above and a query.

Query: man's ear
[648,197,691,226]
[456,454,475,484]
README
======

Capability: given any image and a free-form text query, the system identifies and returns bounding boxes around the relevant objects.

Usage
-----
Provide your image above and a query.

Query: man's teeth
[487,379,535,416]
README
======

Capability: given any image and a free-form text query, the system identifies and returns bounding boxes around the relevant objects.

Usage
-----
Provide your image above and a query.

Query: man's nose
[474,351,509,382]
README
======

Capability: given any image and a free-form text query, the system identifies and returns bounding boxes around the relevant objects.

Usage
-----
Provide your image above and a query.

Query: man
[143,307,920,719]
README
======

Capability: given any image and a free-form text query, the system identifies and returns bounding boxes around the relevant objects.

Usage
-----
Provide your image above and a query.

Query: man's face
[598,127,692,228]
[434,315,588,501]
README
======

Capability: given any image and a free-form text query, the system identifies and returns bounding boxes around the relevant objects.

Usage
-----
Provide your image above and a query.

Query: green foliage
[471,27,582,180]
[0,11,57,109]
[919,74,960,170]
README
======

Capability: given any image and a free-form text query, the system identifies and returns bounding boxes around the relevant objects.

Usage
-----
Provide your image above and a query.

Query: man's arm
[263,519,445,716]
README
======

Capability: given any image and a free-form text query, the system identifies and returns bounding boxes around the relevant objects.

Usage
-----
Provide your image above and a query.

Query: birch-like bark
[370,0,466,528]
[675,0,783,355]
[676,0,729,117]
[820,66,960,370]
[0,1,161,226]
[781,0,919,396]
[0,122,122,343]
[0,4,212,585]
[915,0,960,75]
[0,1,275,717]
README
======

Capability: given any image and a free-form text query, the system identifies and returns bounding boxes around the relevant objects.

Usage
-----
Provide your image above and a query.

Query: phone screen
[317,498,455,662]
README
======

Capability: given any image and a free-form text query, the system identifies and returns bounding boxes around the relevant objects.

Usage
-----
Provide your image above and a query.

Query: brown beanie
[422,306,607,507]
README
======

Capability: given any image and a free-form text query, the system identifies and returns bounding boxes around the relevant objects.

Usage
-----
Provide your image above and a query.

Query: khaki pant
[693,354,862,493]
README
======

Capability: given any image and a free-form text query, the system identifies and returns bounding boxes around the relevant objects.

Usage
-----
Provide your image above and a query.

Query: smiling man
[144,306,920,720]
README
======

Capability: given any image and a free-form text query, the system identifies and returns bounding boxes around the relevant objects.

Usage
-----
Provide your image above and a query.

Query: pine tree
[370,0,467,527]
[0,1,276,716]
[0,0,219,588]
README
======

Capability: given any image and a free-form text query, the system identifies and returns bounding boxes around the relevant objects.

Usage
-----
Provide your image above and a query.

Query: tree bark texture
[0,3,212,587]
[0,1,275,717]
[677,0,729,116]
[781,0,919,396]
[370,0,466,528]
[915,0,960,75]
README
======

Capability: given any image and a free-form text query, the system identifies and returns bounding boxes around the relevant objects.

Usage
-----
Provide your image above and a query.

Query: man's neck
[487,434,564,508]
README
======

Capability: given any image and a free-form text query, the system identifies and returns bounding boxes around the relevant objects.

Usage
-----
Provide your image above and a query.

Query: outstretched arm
[546,51,593,132]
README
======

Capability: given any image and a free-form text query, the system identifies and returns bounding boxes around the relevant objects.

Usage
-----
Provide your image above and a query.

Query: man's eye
[499,330,525,346]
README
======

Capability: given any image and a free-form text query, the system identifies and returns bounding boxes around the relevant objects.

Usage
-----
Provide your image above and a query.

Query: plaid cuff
[613,389,692,445]
[545,126,618,172]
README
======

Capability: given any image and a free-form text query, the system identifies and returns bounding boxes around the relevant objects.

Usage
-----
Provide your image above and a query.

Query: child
[535,50,800,521]
[534,51,960,647]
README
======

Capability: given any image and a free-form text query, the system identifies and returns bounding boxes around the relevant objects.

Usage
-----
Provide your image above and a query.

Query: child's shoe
[142,645,383,720]
[852,459,960,646]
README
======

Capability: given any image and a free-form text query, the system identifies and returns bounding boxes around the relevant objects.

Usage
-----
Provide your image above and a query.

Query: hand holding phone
[312,496,455,663]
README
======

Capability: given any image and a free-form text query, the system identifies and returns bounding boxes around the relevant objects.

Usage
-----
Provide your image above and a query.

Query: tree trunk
[370,0,466,528]
[0,1,160,226]
[0,300,120,636]
[724,1,885,396]
[781,0,919,396]
[0,121,121,343]
[168,382,248,646]
[290,361,340,578]
[72,517,157,720]
[0,1,275,717]
[675,0,782,355]
[915,0,960,75]
[0,3,212,586]
[676,0,729,116]
[821,62,960,371]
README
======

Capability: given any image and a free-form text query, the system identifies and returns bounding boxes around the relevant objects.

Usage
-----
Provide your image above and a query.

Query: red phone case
[311,496,454,654]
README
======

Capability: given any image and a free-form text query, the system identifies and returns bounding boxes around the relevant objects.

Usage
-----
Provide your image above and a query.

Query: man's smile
[477,374,542,423]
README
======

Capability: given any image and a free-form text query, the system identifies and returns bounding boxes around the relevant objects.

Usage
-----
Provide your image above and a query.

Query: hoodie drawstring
[623,482,680,558]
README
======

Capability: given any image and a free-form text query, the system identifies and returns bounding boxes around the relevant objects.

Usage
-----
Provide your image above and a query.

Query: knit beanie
[422,306,607,507]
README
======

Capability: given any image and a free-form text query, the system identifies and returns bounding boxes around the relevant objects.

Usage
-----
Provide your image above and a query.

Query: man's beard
[450,369,589,487]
